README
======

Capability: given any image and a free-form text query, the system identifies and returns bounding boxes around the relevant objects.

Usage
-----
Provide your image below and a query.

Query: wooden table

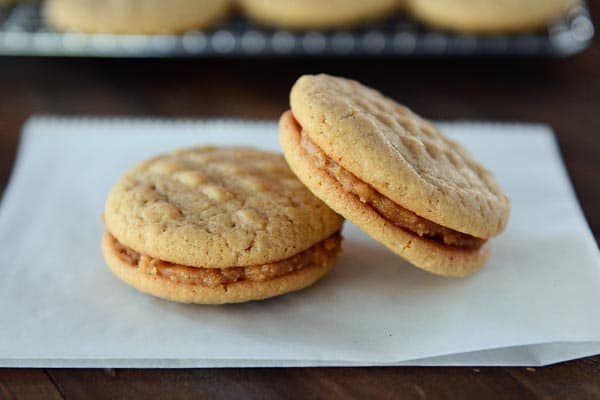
[1,8,599,400]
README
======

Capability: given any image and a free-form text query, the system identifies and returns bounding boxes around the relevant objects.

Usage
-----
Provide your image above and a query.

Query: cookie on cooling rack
[407,0,572,33]
[238,0,403,30]
[44,0,231,34]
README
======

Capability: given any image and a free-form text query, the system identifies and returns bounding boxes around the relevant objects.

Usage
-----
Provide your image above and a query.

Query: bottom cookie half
[102,232,341,304]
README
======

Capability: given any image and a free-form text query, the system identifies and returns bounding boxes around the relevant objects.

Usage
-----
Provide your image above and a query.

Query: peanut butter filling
[300,130,485,249]
[107,232,341,288]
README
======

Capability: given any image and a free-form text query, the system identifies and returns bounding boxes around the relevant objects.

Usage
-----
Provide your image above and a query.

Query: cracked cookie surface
[104,146,344,268]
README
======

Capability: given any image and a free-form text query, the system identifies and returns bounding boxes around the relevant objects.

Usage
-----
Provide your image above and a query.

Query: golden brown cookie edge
[102,231,339,304]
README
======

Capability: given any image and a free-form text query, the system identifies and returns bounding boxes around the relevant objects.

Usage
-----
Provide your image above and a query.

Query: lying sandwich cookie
[280,74,510,277]
[103,146,343,304]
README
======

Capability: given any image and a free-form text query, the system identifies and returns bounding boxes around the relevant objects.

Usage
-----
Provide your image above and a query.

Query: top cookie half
[290,74,509,239]
[104,146,343,268]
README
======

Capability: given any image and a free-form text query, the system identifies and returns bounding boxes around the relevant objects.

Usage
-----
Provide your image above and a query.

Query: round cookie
[103,146,343,304]
[44,0,231,34]
[407,0,572,33]
[281,74,510,276]
[238,0,403,30]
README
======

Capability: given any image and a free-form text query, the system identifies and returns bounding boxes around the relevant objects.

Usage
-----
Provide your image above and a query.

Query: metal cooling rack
[0,1,594,57]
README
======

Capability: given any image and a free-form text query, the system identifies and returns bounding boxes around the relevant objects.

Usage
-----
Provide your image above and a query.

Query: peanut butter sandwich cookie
[44,0,230,34]
[103,146,343,304]
[407,0,571,33]
[280,74,510,277]
[238,0,403,30]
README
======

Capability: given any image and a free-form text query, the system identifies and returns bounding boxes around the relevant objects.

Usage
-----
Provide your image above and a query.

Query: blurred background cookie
[407,0,572,33]
[237,0,404,30]
[43,0,231,34]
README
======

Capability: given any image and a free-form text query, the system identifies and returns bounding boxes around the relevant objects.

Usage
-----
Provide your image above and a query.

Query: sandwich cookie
[407,0,572,33]
[44,0,231,34]
[280,74,510,277]
[238,0,403,30]
[103,146,343,304]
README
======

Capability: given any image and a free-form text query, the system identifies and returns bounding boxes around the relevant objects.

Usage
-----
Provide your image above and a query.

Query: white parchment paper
[0,116,599,367]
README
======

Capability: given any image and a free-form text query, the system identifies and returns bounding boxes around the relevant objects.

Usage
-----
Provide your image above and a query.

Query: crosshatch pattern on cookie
[279,110,492,276]
[290,74,510,238]
[104,147,344,268]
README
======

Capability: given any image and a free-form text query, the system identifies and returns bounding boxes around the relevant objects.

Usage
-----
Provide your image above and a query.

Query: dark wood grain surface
[1,4,600,399]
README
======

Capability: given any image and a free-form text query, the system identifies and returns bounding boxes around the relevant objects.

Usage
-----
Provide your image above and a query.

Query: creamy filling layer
[299,130,485,249]
[107,232,342,288]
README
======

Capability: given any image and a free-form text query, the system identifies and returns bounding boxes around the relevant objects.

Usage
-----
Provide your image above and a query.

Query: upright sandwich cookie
[44,0,230,34]
[103,146,343,304]
[280,74,510,277]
